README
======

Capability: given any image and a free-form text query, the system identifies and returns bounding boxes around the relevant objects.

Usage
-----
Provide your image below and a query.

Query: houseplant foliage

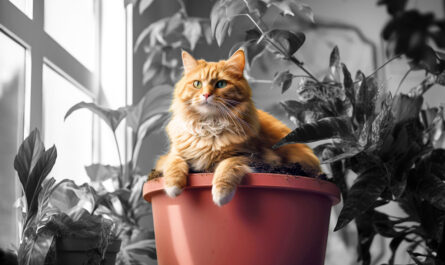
[134,0,445,264]
[14,129,118,265]
[206,0,445,264]
[65,85,172,264]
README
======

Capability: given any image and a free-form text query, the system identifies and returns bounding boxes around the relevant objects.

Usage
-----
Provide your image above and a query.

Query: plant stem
[366,54,401,79]
[113,132,124,188]
[244,13,322,84]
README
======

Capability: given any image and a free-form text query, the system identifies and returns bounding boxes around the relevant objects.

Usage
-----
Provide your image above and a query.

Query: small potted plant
[64,84,172,264]
[14,129,120,265]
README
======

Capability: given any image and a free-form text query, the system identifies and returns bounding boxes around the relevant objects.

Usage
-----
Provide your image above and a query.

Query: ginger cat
[155,49,321,206]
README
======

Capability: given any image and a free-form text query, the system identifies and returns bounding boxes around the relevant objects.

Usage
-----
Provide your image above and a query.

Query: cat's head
[173,49,252,117]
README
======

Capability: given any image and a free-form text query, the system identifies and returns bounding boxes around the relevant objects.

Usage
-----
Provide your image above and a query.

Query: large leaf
[266,29,305,56]
[416,172,445,211]
[273,116,354,148]
[126,85,172,133]
[355,72,379,124]
[341,63,355,106]
[26,146,57,219]
[183,19,202,50]
[85,164,121,183]
[326,46,341,82]
[391,94,423,123]
[335,167,388,231]
[14,129,45,191]
[65,102,128,132]
[210,0,265,46]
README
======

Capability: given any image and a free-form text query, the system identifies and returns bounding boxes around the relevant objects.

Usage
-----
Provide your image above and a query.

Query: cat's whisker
[215,101,249,137]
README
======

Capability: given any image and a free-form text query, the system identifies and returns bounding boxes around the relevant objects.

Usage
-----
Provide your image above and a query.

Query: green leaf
[230,30,266,69]
[273,116,354,148]
[391,94,423,123]
[268,0,314,22]
[26,146,57,220]
[85,164,121,183]
[138,0,154,14]
[355,72,379,124]
[327,46,341,82]
[341,63,355,106]
[183,19,201,50]
[266,29,305,56]
[65,102,128,132]
[335,167,388,231]
[273,70,293,93]
[210,0,264,46]
[14,129,45,191]
[371,96,394,147]
[126,85,172,133]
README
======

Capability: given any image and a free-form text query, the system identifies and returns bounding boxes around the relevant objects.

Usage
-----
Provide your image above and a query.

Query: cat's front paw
[164,185,183,198]
[212,185,236,206]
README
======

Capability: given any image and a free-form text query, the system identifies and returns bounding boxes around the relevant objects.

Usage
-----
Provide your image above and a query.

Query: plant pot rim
[143,173,340,205]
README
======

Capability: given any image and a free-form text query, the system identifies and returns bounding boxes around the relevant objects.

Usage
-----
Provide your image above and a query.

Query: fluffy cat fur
[155,49,321,206]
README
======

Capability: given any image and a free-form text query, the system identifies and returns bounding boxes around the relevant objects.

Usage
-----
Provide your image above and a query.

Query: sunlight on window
[99,0,127,166]
[0,31,25,249]
[42,65,94,185]
[44,0,96,70]
[9,0,32,18]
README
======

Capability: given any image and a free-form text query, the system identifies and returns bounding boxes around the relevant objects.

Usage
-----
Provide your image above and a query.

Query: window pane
[99,0,127,165]
[44,0,96,70]
[9,0,33,18]
[0,32,26,248]
[42,65,93,184]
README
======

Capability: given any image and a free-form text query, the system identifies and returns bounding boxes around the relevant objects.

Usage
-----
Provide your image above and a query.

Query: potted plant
[14,129,120,265]
[64,84,172,264]
[136,0,445,264]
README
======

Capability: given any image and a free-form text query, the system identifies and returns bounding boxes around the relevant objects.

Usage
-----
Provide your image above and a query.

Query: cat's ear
[182,50,198,74]
[226,48,245,75]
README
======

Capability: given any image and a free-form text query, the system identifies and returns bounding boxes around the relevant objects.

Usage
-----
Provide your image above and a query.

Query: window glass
[0,32,26,249]
[9,0,33,18]
[99,0,127,165]
[44,0,96,70]
[42,65,93,184]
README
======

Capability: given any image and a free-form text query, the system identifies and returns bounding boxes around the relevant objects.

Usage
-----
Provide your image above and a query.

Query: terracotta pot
[143,173,340,265]
[54,237,121,265]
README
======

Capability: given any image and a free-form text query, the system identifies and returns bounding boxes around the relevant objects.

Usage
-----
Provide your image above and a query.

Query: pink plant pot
[143,173,340,265]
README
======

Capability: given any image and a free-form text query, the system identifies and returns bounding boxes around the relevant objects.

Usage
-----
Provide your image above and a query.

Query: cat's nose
[203,93,211,99]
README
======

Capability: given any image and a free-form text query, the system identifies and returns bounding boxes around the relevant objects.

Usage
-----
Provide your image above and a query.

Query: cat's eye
[215,80,227,88]
[193,80,202,89]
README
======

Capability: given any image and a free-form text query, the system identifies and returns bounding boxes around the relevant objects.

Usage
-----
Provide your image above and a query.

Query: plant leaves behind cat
[210,0,265,46]
[273,116,354,148]
[267,0,315,22]
[14,129,45,193]
[266,29,305,56]
[85,164,121,183]
[183,19,202,50]
[65,102,128,132]
[391,94,423,123]
[273,70,293,93]
[126,85,172,134]
[341,63,355,107]
[335,167,389,231]
[230,29,266,69]
[355,72,379,124]
[326,46,341,82]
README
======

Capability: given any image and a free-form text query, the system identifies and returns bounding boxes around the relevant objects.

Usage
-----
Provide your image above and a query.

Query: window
[0,0,131,248]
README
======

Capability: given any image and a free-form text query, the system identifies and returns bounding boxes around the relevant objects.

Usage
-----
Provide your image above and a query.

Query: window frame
[0,0,133,244]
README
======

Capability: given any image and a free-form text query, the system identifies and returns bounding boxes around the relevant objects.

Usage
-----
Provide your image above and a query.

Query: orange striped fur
[155,49,321,206]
